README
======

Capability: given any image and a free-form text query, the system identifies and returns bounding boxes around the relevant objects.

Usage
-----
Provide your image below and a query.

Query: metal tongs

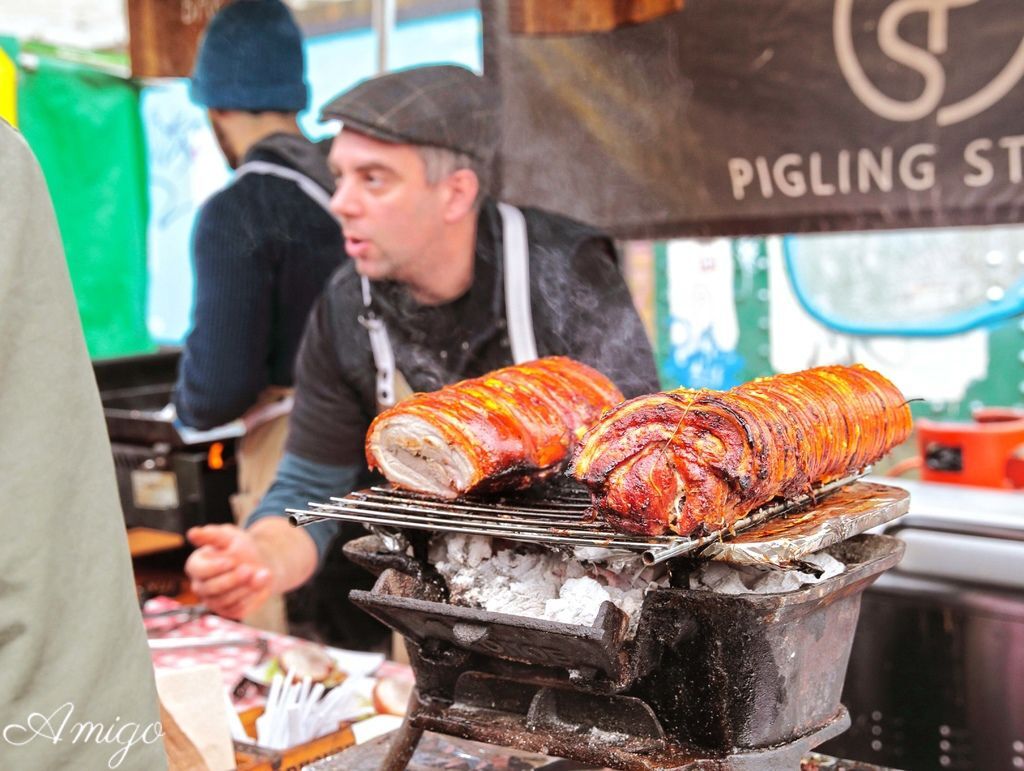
[143,604,210,635]
[143,603,209,620]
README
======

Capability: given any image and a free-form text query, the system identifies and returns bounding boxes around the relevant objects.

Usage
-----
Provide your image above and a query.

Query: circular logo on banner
[834,0,1024,125]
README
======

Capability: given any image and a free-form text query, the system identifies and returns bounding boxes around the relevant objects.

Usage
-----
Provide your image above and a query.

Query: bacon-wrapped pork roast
[570,365,912,536]
[366,356,623,498]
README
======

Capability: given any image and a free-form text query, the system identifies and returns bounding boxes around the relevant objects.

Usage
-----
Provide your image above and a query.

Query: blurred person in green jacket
[0,119,168,770]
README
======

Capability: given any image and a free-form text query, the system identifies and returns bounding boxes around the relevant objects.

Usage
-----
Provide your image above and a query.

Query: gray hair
[416,145,489,209]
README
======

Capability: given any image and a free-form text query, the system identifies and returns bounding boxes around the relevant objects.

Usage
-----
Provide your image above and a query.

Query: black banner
[483,0,1024,238]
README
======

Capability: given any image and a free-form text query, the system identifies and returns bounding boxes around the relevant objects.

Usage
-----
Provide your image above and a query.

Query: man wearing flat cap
[184,64,659,634]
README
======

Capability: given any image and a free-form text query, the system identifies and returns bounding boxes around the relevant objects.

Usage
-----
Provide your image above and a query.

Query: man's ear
[441,168,480,224]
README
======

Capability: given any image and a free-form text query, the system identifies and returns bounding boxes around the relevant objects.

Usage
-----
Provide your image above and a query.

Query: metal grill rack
[289,471,866,565]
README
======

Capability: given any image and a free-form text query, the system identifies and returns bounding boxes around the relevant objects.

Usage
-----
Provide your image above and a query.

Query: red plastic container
[916,408,1024,489]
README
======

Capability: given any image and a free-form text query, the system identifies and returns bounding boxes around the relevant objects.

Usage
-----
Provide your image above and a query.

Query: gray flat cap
[320,65,498,162]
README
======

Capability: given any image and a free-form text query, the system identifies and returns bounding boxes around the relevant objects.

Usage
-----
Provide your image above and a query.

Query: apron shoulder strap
[360,276,398,410]
[496,202,538,364]
[234,160,337,221]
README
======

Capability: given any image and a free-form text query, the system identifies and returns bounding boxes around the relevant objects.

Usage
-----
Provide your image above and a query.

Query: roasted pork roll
[366,356,624,498]
[570,365,912,536]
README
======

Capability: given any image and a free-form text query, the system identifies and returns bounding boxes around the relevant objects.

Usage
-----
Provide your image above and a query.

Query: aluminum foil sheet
[699,481,909,567]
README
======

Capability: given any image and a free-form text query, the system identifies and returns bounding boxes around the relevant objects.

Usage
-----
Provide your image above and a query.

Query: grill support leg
[380,690,425,771]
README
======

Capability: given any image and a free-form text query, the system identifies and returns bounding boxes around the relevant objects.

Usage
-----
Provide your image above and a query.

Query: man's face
[328,130,446,284]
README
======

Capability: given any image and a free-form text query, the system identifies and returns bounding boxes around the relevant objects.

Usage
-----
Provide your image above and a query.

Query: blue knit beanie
[191,0,308,112]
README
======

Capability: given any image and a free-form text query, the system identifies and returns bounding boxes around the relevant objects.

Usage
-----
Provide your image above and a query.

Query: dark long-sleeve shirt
[173,133,344,429]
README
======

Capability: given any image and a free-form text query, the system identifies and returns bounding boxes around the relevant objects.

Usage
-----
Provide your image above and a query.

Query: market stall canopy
[506,0,683,35]
[127,0,229,78]
[125,0,412,78]
[483,0,1024,238]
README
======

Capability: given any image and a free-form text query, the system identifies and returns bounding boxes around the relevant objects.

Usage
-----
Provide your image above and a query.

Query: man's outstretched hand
[185,516,319,619]
[185,524,274,619]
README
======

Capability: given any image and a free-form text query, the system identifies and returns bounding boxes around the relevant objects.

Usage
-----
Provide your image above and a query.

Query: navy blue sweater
[173,134,345,429]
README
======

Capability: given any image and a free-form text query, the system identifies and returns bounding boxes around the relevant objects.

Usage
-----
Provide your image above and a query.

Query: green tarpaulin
[18,53,152,359]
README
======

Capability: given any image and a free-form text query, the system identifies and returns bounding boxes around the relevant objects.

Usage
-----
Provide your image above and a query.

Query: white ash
[688,550,846,595]
[429,535,667,635]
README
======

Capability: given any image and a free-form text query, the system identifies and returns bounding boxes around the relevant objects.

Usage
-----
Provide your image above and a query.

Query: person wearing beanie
[182,64,659,638]
[172,0,348,634]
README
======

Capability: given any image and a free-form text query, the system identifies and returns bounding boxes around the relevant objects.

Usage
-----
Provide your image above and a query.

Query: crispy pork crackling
[570,364,913,536]
[366,356,624,498]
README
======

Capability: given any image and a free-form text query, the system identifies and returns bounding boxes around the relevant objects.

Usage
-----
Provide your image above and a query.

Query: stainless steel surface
[290,472,897,566]
[876,476,1024,589]
[867,475,1024,524]
[892,529,1024,589]
[821,570,1024,771]
[822,478,1024,769]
